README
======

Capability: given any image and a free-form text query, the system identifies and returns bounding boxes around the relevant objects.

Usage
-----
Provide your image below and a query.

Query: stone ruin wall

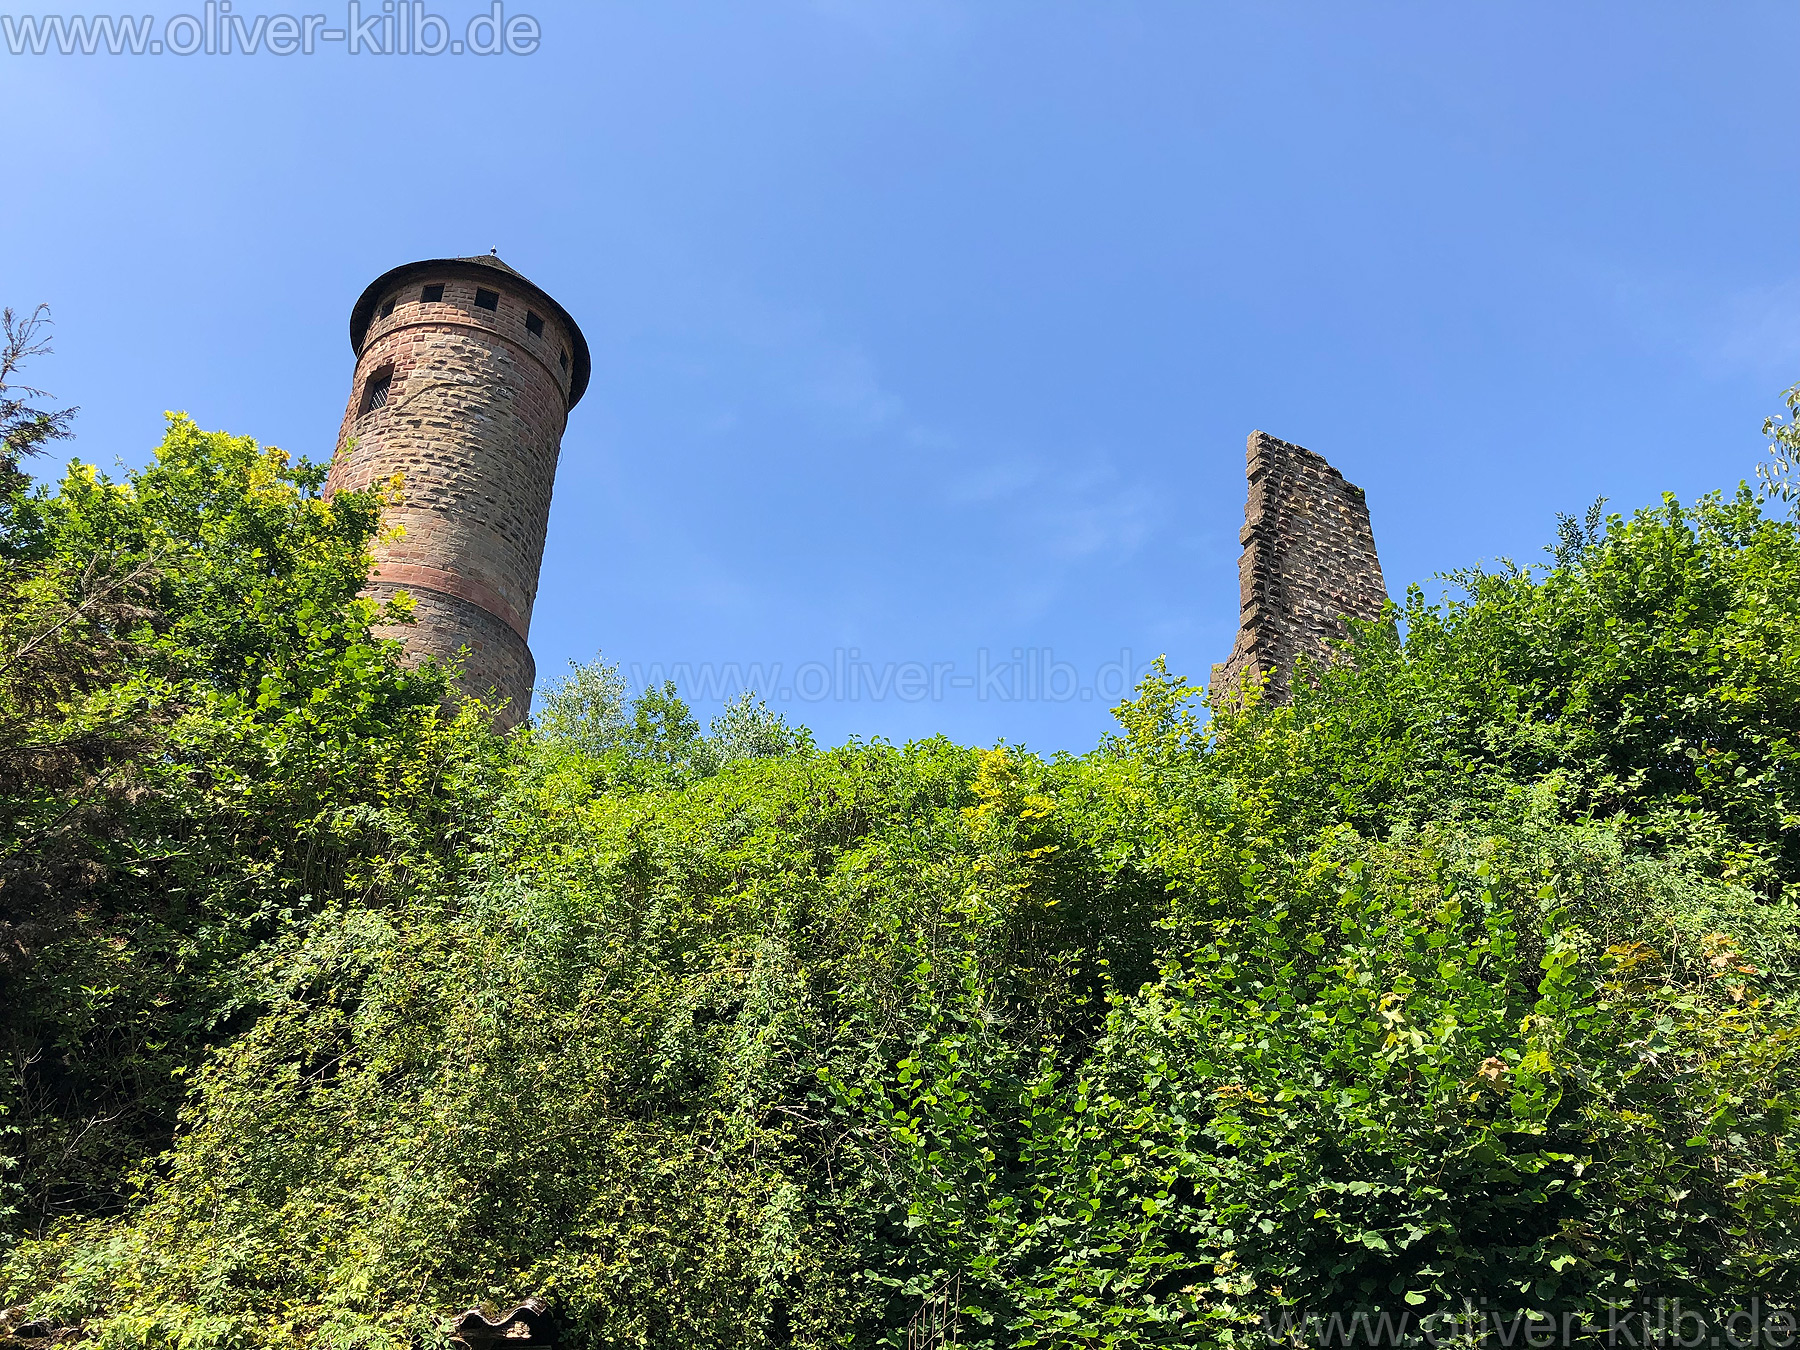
[1211,430,1389,704]
[324,256,1380,729]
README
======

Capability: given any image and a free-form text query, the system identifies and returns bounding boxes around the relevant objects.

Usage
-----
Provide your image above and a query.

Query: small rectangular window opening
[421,283,444,303]
[474,288,499,312]
[379,295,396,319]
[525,311,544,337]
[559,348,569,371]
[360,366,394,415]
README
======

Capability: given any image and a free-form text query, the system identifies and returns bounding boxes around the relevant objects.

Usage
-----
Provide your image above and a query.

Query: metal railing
[905,1272,962,1350]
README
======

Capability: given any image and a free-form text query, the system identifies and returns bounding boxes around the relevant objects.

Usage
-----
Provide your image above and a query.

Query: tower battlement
[327,254,589,727]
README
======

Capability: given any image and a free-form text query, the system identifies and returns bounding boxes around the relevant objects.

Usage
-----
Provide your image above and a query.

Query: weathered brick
[1211,431,1388,704]
[325,254,589,728]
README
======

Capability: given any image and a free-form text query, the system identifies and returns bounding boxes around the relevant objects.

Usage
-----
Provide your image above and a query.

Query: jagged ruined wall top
[1211,431,1388,704]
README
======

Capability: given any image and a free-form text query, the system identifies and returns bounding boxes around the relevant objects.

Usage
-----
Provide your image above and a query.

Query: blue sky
[7,2,1797,750]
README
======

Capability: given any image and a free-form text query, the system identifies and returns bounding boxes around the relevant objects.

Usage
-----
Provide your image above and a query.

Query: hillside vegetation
[4,393,1800,1346]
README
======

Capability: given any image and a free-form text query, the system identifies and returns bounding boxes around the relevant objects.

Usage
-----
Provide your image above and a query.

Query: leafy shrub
[5,402,1800,1345]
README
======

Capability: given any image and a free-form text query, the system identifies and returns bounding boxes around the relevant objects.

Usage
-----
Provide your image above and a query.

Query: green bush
[0,417,466,1245]
[5,406,1800,1346]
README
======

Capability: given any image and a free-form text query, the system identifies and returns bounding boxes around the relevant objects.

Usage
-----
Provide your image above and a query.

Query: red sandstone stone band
[370,562,530,643]
[326,252,588,729]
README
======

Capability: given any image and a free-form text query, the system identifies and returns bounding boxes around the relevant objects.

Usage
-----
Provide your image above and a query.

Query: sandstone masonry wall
[326,257,583,728]
[1211,431,1388,704]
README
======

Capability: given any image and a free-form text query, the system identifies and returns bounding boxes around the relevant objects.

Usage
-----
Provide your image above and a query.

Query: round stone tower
[328,254,590,728]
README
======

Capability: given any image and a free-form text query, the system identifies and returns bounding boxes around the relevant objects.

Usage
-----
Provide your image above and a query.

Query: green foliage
[0,305,77,490]
[981,832,1800,1342]
[1285,486,1800,887]
[1756,381,1800,510]
[535,656,810,788]
[6,398,1800,1345]
[0,416,463,1243]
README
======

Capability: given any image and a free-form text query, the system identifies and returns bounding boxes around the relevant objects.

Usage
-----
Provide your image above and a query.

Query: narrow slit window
[360,366,394,415]
[379,296,396,319]
[474,288,499,311]
[525,310,544,337]
[421,283,444,303]
[559,348,569,371]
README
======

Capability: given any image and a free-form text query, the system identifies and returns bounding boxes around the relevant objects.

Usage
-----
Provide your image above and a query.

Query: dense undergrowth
[4,392,1800,1346]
